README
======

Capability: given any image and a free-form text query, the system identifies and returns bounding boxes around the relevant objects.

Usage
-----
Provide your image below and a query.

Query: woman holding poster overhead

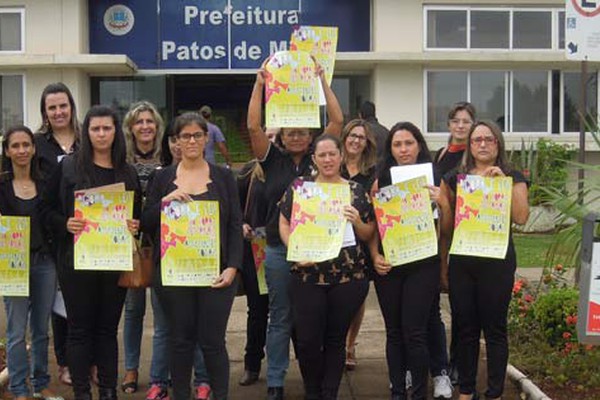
[440,121,528,400]
[141,112,243,400]
[40,105,142,400]
[247,56,343,400]
[0,126,63,400]
[369,122,452,400]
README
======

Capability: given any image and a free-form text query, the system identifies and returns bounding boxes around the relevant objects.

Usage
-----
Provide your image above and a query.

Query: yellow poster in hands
[0,216,29,296]
[161,200,220,287]
[290,26,338,85]
[373,176,437,267]
[74,190,134,271]
[251,227,268,295]
[265,51,319,128]
[449,175,512,259]
[287,181,350,263]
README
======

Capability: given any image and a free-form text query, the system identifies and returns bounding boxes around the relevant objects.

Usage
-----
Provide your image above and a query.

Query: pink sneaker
[195,384,211,400]
[146,384,169,400]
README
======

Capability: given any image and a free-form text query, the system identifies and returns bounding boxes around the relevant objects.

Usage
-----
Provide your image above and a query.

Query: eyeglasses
[347,133,367,142]
[470,136,497,146]
[450,118,473,126]
[178,133,204,142]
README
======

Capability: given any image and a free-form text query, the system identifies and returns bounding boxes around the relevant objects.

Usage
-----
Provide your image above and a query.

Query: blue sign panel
[89,0,370,70]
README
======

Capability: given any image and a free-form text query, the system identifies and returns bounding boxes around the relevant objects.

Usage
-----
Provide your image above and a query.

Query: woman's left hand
[212,267,237,289]
[425,185,442,204]
[343,205,361,226]
[126,219,140,235]
[482,166,505,177]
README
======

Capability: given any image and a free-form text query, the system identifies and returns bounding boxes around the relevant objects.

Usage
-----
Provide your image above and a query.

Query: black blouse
[279,176,374,285]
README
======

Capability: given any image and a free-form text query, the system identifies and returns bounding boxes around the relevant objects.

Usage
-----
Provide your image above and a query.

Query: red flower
[563,331,572,340]
[513,280,524,295]
[524,294,534,303]
[566,315,578,325]
[555,264,564,272]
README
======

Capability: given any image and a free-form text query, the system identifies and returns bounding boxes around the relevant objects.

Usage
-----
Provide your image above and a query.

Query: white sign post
[565,0,600,61]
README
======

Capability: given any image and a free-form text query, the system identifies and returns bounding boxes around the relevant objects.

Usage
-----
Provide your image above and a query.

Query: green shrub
[532,287,579,348]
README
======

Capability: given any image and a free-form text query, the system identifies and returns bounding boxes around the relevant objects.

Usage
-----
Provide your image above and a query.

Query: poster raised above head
[291,26,338,85]
[0,216,30,297]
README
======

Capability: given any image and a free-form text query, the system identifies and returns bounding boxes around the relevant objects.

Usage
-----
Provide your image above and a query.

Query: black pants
[449,253,515,398]
[290,277,368,400]
[156,278,238,400]
[374,258,440,400]
[52,312,68,367]
[428,293,449,377]
[58,268,126,398]
[241,243,269,373]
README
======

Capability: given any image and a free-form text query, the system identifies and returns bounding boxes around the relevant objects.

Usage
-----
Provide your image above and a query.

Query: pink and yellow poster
[287,181,350,263]
[449,175,512,259]
[373,176,437,267]
[291,26,338,86]
[161,200,220,287]
[74,190,134,271]
[0,216,30,296]
[251,227,268,295]
[264,51,319,128]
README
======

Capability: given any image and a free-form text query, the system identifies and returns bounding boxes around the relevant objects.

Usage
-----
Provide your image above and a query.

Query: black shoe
[74,392,92,400]
[99,388,118,400]
[239,370,260,386]
[267,386,284,400]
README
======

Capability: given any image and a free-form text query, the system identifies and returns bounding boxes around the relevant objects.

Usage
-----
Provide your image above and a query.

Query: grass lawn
[513,232,557,268]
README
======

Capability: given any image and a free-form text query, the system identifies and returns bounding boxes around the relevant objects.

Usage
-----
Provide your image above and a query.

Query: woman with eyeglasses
[369,122,452,400]
[440,121,529,400]
[141,112,242,400]
[247,58,343,400]
[120,101,164,395]
[40,105,142,400]
[1,125,63,400]
[338,119,378,371]
[429,102,478,398]
[279,133,375,400]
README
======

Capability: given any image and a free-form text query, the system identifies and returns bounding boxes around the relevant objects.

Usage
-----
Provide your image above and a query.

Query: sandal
[345,343,358,370]
[121,370,139,394]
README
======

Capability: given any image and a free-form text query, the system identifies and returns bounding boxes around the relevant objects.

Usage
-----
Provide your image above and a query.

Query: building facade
[1,0,599,158]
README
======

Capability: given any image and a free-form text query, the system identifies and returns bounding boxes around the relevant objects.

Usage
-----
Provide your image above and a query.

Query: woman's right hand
[67,217,86,235]
[373,253,392,276]
[242,223,254,240]
[162,188,192,203]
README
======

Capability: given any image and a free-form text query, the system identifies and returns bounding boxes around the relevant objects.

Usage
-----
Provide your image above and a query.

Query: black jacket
[141,163,243,282]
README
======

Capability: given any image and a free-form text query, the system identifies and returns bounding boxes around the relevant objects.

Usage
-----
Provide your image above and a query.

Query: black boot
[99,387,118,400]
[267,386,284,400]
[74,392,92,400]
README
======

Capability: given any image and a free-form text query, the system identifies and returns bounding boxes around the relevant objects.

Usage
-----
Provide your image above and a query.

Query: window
[427,72,468,132]
[470,71,506,125]
[471,11,509,49]
[512,71,549,132]
[0,9,23,52]
[425,7,563,50]
[563,72,598,132]
[513,11,552,49]
[0,75,24,132]
[427,10,467,48]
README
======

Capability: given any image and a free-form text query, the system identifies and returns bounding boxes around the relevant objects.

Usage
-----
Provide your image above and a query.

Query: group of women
[0,63,528,400]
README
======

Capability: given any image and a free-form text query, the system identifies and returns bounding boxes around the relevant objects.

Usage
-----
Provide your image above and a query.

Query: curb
[507,364,552,400]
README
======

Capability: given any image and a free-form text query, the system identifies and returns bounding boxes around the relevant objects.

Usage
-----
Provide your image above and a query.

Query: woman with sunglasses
[440,120,528,400]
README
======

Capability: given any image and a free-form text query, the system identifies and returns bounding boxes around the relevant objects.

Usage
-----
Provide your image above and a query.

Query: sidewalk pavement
[1,270,545,400]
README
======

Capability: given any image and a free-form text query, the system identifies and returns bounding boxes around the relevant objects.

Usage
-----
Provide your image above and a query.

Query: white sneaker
[405,370,412,390]
[433,372,453,399]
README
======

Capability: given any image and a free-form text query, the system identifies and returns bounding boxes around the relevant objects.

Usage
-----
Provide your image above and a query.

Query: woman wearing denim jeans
[247,58,343,400]
[1,125,63,400]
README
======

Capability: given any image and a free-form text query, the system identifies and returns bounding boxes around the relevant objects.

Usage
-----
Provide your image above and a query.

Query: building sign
[566,0,600,61]
[89,0,370,70]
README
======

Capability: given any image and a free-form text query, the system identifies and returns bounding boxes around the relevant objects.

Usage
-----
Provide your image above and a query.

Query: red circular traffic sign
[572,0,600,17]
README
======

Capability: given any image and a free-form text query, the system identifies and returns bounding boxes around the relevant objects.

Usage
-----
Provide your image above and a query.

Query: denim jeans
[137,288,210,387]
[3,252,57,397]
[123,287,146,371]
[264,244,292,387]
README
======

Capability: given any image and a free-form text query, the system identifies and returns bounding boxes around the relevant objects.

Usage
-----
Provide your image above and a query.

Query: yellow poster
[265,50,320,128]
[450,175,513,259]
[74,190,134,271]
[0,216,29,296]
[290,26,338,85]
[373,176,437,266]
[287,181,350,263]
[251,227,268,295]
[161,200,220,287]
